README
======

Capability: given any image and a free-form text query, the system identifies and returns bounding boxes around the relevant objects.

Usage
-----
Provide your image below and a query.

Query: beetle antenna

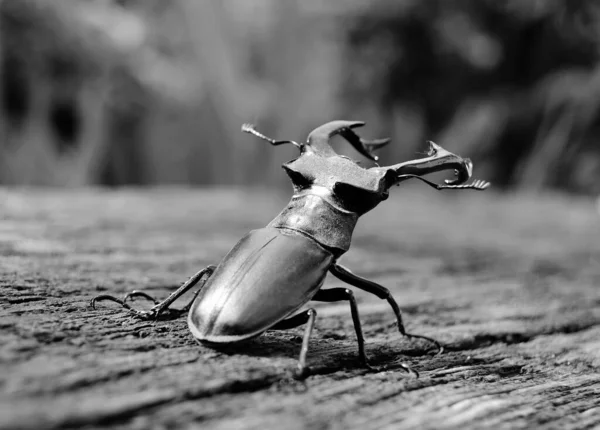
[242,123,302,148]
[396,174,491,190]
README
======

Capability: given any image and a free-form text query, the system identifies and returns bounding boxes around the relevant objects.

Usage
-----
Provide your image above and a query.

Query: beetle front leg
[91,265,216,320]
[271,308,317,380]
[329,263,443,355]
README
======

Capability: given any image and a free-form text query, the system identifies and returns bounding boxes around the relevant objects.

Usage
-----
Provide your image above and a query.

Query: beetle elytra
[91,121,489,378]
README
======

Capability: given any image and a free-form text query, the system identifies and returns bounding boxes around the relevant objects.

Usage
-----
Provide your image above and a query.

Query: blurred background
[1,0,599,193]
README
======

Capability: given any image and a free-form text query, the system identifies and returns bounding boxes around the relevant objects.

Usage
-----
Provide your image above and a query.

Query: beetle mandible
[91,121,489,378]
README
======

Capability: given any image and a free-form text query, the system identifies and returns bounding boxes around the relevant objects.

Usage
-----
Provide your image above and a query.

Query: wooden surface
[1,187,600,429]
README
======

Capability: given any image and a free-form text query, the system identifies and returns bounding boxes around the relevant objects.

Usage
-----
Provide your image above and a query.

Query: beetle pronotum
[92,121,489,378]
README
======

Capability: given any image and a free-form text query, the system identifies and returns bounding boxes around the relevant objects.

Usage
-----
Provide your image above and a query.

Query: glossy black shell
[188,227,334,343]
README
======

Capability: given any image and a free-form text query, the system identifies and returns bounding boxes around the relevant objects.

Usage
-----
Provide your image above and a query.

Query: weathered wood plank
[0,187,599,429]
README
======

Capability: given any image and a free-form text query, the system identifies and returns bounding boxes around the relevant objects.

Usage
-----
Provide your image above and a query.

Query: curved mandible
[306,121,391,161]
[371,141,474,189]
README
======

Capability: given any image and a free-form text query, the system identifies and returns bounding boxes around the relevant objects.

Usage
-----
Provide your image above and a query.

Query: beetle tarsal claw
[403,332,444,355]
[398,363,420,378]
[293,366,311,380]
[90,294,133,311]
[90,293,162,319]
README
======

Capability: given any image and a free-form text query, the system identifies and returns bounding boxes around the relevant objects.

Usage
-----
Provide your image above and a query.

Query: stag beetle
[91,121,489,378]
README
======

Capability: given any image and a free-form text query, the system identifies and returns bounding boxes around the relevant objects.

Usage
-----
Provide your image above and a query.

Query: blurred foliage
[0,0,599,193]
[340,0,600,193]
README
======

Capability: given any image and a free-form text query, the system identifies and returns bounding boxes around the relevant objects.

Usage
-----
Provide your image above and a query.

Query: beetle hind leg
[271,309,317,380]
[90,265,216,320]
[330,263,443,355]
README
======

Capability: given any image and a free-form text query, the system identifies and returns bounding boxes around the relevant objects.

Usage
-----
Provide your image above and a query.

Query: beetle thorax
[268,152,392,254]
[268,189,359,255]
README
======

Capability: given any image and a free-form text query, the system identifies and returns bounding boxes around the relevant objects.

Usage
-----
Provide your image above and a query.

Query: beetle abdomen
[188,227,334,344]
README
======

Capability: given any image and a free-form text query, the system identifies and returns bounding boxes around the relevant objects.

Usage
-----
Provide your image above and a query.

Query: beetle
[91,121,489,378]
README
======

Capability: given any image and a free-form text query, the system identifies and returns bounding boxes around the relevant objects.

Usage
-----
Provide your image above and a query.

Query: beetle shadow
[208,339,366,376]
[203,332,306,360]
[202,330,437,375]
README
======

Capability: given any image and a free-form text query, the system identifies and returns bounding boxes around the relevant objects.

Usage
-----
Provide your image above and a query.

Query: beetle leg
[271,308,317,380]
[91,265,216,320]
[271,310,312,330]
[132,265,216,318]
[329,263,443,355]
[123,283,206,314]
[312,288,372,370]
[313,288,418,377]
[123,291,159,305]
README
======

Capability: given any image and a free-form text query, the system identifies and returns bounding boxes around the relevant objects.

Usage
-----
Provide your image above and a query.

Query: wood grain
[1,187,599,429]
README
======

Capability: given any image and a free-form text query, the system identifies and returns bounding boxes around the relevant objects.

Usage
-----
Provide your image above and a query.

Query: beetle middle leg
[271,308,317,379]
[312,288,418,377]
[91,265,216,319]
[330,263,443,354]
[311,288,372,369]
